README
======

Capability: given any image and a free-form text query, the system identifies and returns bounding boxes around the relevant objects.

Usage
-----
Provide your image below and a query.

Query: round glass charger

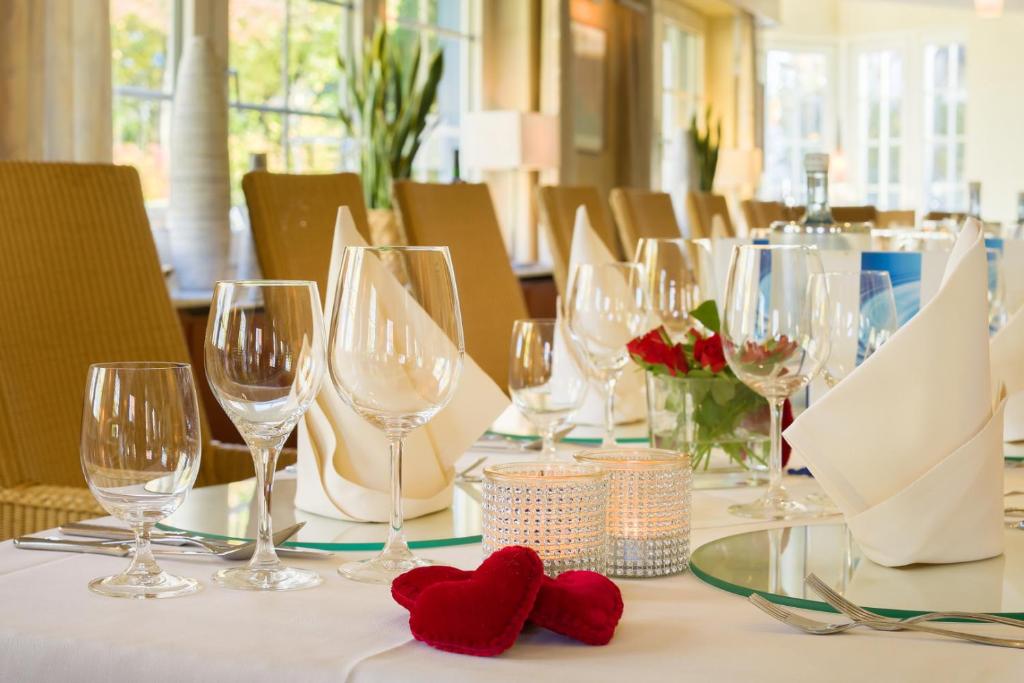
[1004,441,1024,463]
[488,406,648,445]
[691,523,1024,620]
[160,473,482,551]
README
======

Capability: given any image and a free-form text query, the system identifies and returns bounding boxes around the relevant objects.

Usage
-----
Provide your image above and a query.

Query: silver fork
[749,594,1024,648]
[805,573,1024,629]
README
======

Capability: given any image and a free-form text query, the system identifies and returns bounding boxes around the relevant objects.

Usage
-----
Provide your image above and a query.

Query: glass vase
[645,372,769,489]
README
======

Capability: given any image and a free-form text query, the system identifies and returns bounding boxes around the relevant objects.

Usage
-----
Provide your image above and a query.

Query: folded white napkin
[565,206,646,425]
[295,208,510,522]
[992,306,1024,441]
[785,219,1005,566]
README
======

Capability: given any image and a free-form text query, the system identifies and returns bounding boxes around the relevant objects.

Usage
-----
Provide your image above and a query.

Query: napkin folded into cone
[294,208,510,522]
[784,219,1005,567]
[564,206,646,426]
[991,306,1024,441]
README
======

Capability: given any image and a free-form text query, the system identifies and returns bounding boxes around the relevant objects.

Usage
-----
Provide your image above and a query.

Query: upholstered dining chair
[741,199,786,229]
[877,209,917,228]
[392,181,529,390]
[831,205,878,224]
[243,171,372,305]
[537,185,623,293]
[685,191,736,239]
[609,188,683,259]
[0,161,258,539]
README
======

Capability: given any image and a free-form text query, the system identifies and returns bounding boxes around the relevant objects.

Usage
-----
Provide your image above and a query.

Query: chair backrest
[0,162,206,488]
[685,192,735,239]
[924,210,967,222]
[537,185,622,293]
[609,188,682,259]
[243,171,371,305]
[831,205,878,224]
[392,181,529,390]
[876,209,916,228]
[741,199,788,229]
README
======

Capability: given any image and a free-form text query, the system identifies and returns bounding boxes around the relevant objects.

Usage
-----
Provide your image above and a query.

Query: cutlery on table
[474,425,577,453]
[455,457,487,483]
[748,593,1024,648]
[804,573,1024,629]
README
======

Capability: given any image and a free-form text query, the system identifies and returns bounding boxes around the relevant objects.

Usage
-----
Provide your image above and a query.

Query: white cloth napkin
[294,208,510,522]
[992,306,1024,441]
[565,206,646,425]
[784,219,1005,567]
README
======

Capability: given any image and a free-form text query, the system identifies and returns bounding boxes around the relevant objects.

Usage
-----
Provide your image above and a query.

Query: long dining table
[2,448,1022,683]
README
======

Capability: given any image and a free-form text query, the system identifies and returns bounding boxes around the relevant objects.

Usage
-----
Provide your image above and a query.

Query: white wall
[764,0,1024,225]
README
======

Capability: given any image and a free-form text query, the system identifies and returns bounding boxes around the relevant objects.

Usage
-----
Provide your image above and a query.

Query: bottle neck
[803,170,833,226]
[969,185,982,219]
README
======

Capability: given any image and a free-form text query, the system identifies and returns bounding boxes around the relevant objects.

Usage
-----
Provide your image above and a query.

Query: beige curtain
[0,0,111,162]
[610,0,653,189]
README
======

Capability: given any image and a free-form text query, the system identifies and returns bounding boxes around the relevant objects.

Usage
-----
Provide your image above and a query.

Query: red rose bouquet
[629,301,792,470]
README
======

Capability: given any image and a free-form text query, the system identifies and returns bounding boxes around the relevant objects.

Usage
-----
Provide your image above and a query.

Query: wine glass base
[338,555,433,584]
[89,571,201,600]
[213,565,323,591]
[729,492,831,521]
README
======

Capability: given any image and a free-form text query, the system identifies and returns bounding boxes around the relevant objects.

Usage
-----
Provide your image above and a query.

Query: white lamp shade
[460,111,560,171]
[975,0,1004,18]
[714,148,763,189]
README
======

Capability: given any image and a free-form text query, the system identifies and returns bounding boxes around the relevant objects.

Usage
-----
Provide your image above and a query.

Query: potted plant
[338,25,444,243]
[689,106,720,192]
[628,301,793,489]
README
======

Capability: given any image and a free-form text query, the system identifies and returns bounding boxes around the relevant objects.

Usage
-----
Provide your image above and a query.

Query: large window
[923,41,967,212]
[761,48,830,204]
[654,18,702,212]
[856,50,903,209]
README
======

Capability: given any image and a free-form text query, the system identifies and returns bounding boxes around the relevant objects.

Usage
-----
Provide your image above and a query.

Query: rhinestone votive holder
[575,448,692,578]
[481,462,608,576]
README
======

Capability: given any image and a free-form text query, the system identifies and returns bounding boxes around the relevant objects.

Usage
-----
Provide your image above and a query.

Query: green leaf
[690,300,721,333]
[710,379,735,405]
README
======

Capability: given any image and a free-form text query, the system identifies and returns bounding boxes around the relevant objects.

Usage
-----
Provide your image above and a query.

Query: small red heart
[531,571,623,646]
[391,565,471,610]
[408,546,544,657]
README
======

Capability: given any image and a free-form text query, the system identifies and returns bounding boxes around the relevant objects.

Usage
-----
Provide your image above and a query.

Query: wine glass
[721,245,831,520]
[508,319,586,458]
[205,280,326,591]
[328,246,464,583]
[565,263,648,447]
[820,271,898,387]
[80,362,202,599]
[634,238,707,339]
[987,248,1009,335]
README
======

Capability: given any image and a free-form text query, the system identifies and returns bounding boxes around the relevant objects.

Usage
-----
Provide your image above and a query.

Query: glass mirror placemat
[161,474,482,551]
[1004,441,1024,463]
[489,406,649,445]
[691,524,1024,619]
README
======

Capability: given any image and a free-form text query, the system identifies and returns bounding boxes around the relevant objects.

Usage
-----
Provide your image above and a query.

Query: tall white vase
[168,36,230,291]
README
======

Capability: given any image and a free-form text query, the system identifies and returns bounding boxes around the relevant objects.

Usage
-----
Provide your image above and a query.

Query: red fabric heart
[408,546,544,657]
[530,571,623,646]
[394,558,624,648]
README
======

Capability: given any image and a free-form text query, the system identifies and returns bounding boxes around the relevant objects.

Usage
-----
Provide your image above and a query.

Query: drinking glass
[566,263,648,447]
[206,280,326,591]
[329,246,464,583]
[634,238,706,340]
[721,245,831,520]
[987,248,1009,335]
[820,271,898,387]
[508,319,586,458]
[80,362,202,599]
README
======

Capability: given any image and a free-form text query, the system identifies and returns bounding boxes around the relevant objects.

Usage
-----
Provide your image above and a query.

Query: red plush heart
[531,571,623,645]
[408,546,544,657]
[395,562,624,647]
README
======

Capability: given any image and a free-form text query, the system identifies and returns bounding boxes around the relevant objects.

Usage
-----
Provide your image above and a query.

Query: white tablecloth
[2,457,1023,683]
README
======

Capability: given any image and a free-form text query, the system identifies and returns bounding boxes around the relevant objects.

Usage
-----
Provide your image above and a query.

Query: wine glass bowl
[329,246,465,583]
[205,280,326,591]
[721,245,831,520]
[820,270,898,388]
[634,238,706,340]
[80,362,202,599]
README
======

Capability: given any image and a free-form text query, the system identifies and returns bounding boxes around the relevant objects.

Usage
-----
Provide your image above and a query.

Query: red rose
[628,328,689,376]
[693,333,727,373]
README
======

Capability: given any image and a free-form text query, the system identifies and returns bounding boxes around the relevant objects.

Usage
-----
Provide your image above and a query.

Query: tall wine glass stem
[250,442,283,570]
[602,373,619,447]
[541,423,557,460]
[767,397,785,499]
[382,433,412,562]
[127,522,161,580]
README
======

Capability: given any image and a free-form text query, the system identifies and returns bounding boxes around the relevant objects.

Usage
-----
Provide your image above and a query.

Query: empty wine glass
[721,245,831,520]
[80,362,202,599]
[634,238,707,339]
[987,248,1009,335]
[566,263,648,447]
[508,319,586,458]
[820,271,898,387]
[329,246,464,583]
[206,280,326,591]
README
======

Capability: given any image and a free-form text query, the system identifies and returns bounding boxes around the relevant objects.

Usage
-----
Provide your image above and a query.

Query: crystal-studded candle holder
[482,462,608,576]
[575,448,691,578]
